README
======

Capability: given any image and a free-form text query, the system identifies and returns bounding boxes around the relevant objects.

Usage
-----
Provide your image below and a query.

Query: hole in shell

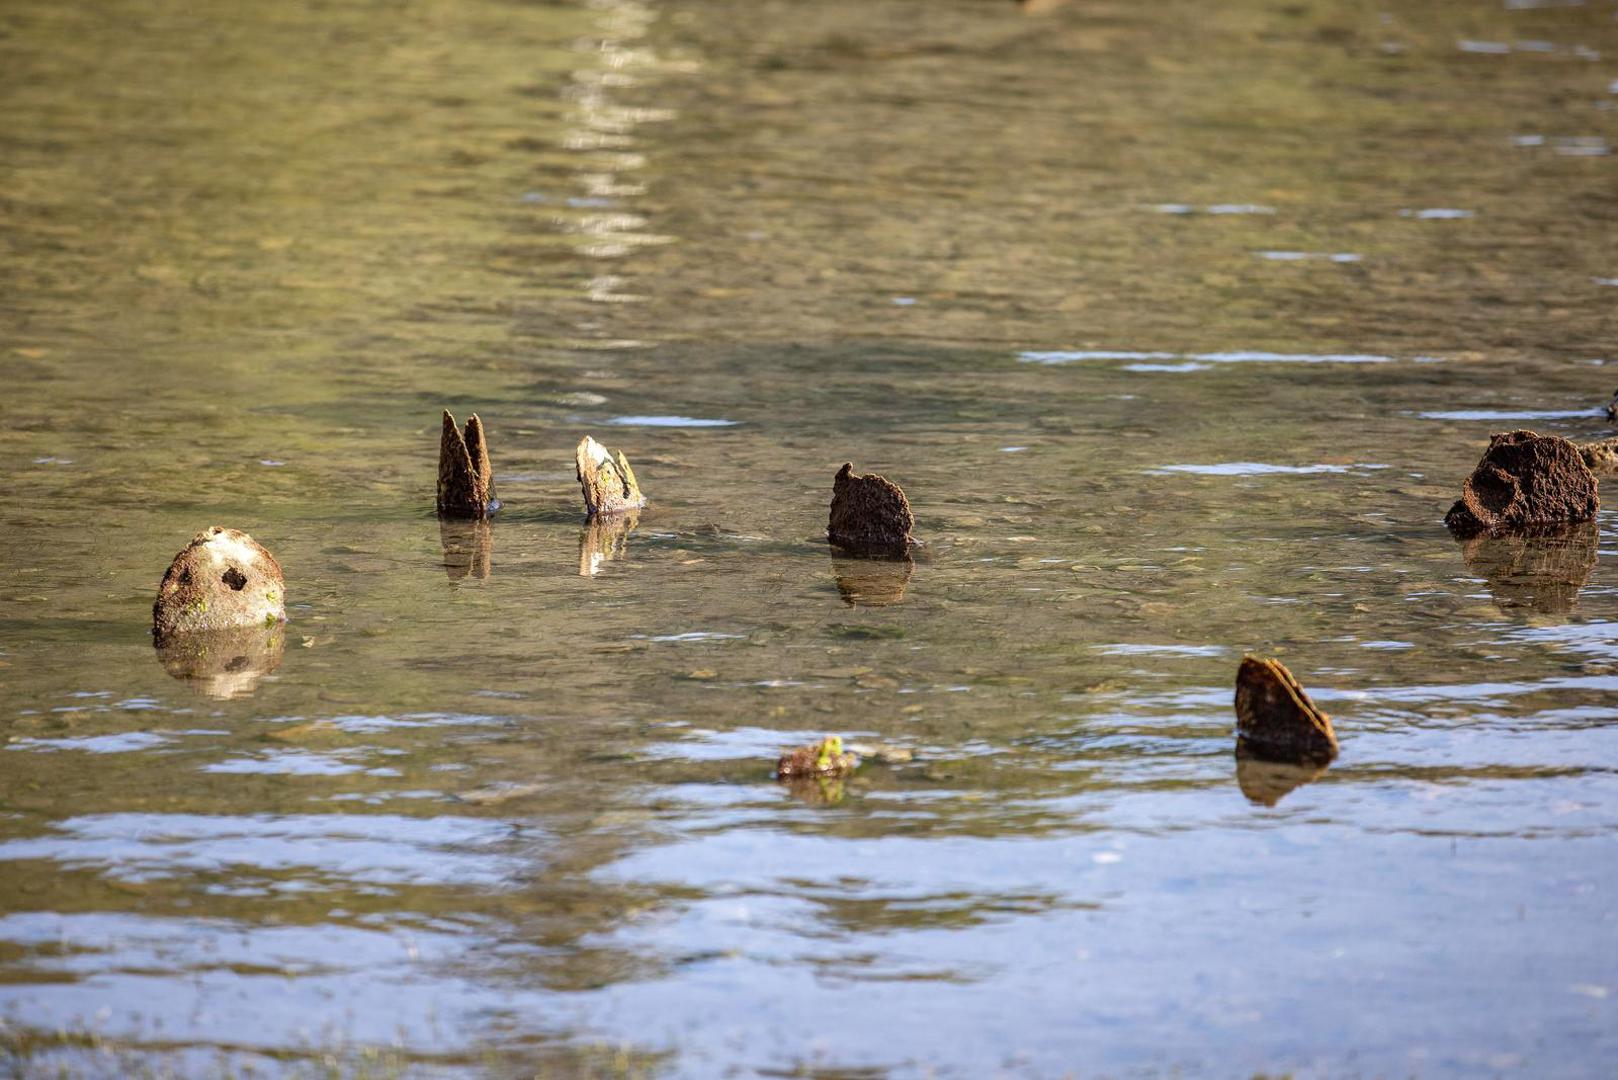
[222,567,248,591]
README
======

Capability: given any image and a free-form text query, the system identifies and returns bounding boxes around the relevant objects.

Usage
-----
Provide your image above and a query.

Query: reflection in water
[1457,521,1599,615]
[153,624,286,699]
[440,519,493,581]
[8,0,1618,1073]
[781,774,851,805]
[1235,749,1329,807]
[832,555,914,606]
[580,511,638,576]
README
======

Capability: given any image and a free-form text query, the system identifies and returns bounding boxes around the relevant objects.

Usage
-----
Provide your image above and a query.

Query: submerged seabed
[2,0,1618,1076]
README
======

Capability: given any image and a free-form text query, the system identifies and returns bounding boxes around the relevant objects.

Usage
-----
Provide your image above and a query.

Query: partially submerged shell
[576,436,645,517]
[774,735,859,779]
[437,410,497,519]
[1579,435,1618,473]
[827,463,916,557]
[153,527,286,640]
[1444,429,1598,536]
[1234,656,1338,765]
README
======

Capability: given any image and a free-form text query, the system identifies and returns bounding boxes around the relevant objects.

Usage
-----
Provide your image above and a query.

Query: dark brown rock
[827,463,916,557]
[1234,656,1339,765]
[1444,430,1598,536]
[153,527,286,640]
[437,410,496,519]
[576,436,645,517]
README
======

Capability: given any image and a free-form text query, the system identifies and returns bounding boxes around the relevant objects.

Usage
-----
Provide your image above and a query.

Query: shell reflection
[1457,520,1599,615]
[580,511,639,576]
[1235,750,1330,807]
[832,554,914,606]
[439,518,493,581]
[153,623,286,699]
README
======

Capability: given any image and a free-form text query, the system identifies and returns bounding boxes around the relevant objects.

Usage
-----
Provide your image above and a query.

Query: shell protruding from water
[437,410,497,519]
[1234,656,1339,765]
[576,435,645,517]
[827,462,916,557]
[153,526,286,640]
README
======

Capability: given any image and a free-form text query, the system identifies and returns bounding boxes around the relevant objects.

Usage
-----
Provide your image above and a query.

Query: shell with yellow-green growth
[774,735,858,779]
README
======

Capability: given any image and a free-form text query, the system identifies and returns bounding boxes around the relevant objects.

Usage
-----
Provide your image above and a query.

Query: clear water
[3,0,1618,1075]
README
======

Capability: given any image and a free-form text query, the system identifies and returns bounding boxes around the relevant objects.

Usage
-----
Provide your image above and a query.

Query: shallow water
[3,0,1618,1075]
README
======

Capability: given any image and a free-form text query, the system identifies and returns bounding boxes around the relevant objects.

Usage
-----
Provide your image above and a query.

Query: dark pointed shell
[1234,656,1339,765]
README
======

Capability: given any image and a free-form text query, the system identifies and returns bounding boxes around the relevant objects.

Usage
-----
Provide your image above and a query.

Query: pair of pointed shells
[439,411,644,519]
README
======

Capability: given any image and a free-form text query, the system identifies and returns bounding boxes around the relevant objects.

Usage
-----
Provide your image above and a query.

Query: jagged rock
[439,519,492,581]
[1605,389,1618,422]
[827,463,916,557]
[153,527,286,640]
[576,436,645,516]
[775,735,858,779]
[1579,436,1618,473]
[154,622,285,700]
[1234,656,1339,765]
[1458,519,1598,614]
[1444,430,1598,536]
[437,410,497,519]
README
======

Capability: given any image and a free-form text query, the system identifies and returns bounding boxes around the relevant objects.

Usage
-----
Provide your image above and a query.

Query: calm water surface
[3,0,1618,1075]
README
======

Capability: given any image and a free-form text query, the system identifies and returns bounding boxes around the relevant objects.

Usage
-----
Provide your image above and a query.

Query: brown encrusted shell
[1234,656,1339,765]
[1579,436,1618,473]
[774,738,858,779]
[437,410,496,519]
[576,436,645,517]
[153,527,286,640]
[1444,430,1598,537]
[827,463,915,556]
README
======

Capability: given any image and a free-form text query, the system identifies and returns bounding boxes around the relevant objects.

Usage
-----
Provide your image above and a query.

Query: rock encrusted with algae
[1234,656,1339,765]
[153,527,286,640]
[1444,430,1598,536]
[827,462,916,557]
[775,735,859,779]
[576,435,645,516]
[1578,435,1618,473]
[437,410,497,519]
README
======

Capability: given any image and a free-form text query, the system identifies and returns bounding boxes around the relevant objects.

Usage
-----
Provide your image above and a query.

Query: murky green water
[4,0,1618,1075]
